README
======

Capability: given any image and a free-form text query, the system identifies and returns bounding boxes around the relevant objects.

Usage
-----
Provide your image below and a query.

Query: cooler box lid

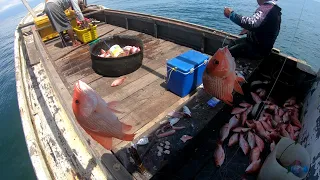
[167,50,209,73]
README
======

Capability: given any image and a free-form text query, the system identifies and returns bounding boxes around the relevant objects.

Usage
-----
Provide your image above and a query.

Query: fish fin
[85,130,113,150]
[121,133,135,141]
[234,81,244,95]
[223,100,233,106]
[236,75,246,83]
[122,123,132,132]
[107,101,124,113]
[225,93,233,104]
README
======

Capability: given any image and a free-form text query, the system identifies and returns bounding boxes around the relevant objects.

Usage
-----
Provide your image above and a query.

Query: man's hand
[239,28,248,35]
[224,7,233,18]
[81,20,89,28]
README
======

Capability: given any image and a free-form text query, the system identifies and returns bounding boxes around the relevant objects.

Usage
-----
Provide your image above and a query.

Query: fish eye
[214,59,219,64]
[75,100,80,104]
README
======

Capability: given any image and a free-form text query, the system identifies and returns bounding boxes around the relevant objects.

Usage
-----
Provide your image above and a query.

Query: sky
[0,0,41,20]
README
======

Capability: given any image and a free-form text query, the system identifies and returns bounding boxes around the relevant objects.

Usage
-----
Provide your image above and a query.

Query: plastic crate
[34,10,77,42]
[166,50,209,97]
[73,24,98,43]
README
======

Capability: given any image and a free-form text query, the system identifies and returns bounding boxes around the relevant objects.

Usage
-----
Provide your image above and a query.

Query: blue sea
[0,0,319,179]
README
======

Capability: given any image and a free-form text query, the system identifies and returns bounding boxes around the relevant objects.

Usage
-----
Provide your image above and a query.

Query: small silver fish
[183,106,191,117]
[136,137,149,145]
[169,118,180,126]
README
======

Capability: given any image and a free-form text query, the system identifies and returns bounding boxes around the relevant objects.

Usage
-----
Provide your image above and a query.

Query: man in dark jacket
[224,0,282,59]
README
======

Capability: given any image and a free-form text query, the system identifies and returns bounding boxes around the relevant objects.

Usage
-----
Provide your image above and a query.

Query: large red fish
[72,80,135,150]
[202,47,244,106]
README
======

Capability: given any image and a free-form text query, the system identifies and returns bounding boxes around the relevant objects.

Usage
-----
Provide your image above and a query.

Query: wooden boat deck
[44,22,195,151]
[42,22,262,179]
[18,7,318,180]
[22,16,264,179]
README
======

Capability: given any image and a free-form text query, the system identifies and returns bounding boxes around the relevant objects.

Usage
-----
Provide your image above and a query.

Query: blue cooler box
[166,50,209,97]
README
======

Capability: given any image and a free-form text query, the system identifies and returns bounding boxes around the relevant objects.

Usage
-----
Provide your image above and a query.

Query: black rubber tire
[89,35,144,77]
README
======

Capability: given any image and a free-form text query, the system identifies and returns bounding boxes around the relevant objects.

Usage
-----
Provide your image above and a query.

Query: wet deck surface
[44,22,263,179]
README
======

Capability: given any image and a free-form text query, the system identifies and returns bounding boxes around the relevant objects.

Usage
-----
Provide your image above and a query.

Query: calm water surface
[0,0,319,179]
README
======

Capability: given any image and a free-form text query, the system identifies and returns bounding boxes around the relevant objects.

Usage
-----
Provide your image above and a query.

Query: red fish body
[72,80,135,150]
[255,134,265,152]
[228,133,239,147]
[228,116,240,131]
[246,159,261,174]
[220,123,230,143]
[240,133,250,155]
[250,147,260,162]
[231,107,247,115]
[247,131,256,149]
[214,143,225,167]
[202,47,244,106]
[111,77,126,87]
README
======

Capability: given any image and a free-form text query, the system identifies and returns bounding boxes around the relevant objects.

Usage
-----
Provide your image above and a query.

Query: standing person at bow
[45,0,88,47]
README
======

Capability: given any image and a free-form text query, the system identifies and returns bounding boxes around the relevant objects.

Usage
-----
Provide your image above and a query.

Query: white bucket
[258,137,310,180]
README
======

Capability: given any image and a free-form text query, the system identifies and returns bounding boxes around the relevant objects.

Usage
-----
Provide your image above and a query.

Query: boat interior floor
[23,21,301,179]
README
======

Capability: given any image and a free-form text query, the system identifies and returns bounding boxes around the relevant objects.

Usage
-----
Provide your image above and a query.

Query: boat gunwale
[14,10,53,180]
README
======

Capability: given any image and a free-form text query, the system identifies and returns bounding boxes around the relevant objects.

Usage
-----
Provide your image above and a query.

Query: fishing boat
[15,1,320,180]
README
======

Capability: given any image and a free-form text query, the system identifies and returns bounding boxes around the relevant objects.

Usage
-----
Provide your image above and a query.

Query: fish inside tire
[90,35,144,77]
[251,102,265,119]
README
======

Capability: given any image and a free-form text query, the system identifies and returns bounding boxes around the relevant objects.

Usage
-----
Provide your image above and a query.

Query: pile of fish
[214,89,302,174]
[98,44,141,58]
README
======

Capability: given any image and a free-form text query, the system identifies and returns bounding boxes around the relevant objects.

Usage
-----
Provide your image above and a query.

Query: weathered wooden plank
[74,72,102,86]
[55,46,89,66]
[116,78,165,119]
[24,35,41,65]
[59,51,91,74]
[103,66,166,102]
[62,56,92,79]
[99,26,127,39]
[67,67,96,85]
[113,92,192,152]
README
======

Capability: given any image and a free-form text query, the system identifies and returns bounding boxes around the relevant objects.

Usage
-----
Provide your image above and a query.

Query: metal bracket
[125,18,129,29]
[201,33,206,53]
[154,23,158,38]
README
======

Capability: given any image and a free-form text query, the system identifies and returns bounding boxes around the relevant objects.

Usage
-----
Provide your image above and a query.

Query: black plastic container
[89,35,144,77]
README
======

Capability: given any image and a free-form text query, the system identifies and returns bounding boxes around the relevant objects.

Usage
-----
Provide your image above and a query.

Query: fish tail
[224,93,233,105]
[122,133,135,141]
[236,75,246,83]
[85,129,113,150]
[222,100,233,106]
[122,123,132,132]
[234,80,244,95]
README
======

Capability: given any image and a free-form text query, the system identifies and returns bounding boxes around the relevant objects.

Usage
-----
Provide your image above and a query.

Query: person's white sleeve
[70,0,84,21]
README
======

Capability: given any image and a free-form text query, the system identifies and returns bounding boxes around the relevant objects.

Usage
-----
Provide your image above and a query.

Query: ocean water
[0,0,319,179]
